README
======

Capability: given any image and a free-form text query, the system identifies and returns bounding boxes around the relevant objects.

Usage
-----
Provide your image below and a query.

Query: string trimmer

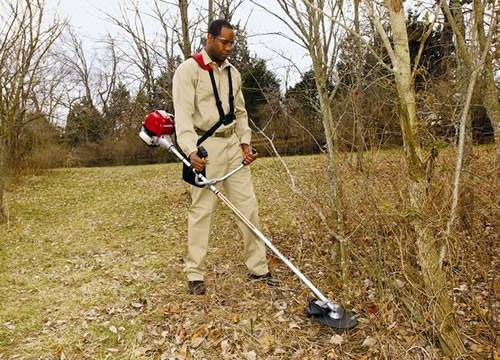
[139,110,357,330]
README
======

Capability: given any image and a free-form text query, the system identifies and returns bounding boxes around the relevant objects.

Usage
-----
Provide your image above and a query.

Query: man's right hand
[189,151,208,172]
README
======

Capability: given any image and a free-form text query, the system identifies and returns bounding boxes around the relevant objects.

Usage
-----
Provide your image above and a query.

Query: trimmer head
[306,299,358,330]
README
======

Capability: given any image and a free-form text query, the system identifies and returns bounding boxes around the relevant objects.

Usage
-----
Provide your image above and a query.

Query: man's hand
[241,144,257,165]
[189,151,208,172]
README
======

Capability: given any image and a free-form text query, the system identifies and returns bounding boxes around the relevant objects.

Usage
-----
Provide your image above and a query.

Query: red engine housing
[143,110,175,137]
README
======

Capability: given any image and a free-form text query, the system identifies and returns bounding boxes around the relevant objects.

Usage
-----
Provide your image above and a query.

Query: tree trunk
[481,72,500,164]
[457,108,475,230]
[474,0,500,164]
[352,0,364,171]
[446,60,482,242]
[310,50,349,300]
[448,0,475,230]
[179,0,191,59]
[0,137,6,224]
[271,0,351,301]
[208,0,214,25]
[385,1,465,356]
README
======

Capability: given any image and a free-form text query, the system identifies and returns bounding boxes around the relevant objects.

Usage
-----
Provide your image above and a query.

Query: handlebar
[194,163,245,186]
[193,145,256,187]
[148,133,254,188]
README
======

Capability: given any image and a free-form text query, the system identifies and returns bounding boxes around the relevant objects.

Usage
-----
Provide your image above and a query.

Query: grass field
[0,148,497,359]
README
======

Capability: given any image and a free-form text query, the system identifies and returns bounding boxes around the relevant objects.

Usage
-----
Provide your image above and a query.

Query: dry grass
[0,146,497,359]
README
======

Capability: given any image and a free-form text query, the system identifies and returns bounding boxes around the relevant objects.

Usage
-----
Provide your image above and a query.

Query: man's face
[207,26,235,63]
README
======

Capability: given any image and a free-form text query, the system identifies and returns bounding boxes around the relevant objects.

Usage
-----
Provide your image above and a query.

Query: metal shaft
[212,189,331,304]
[158,136,334,308]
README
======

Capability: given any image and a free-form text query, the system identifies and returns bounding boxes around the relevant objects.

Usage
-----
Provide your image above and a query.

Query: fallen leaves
[190,326,207,349]
[259,335,275,353]
[220,339,233,359]
[329,334,344,345]
[51,344,66,360]
[3,322,15,330]
[362,336,377,348]
[135,331,144,343]
[131,301,144,310]
[470,343,488,353]
[273,310,286,322]
[288,321,300,329]
[232,313,241,324]
[190,336,205,349]
[366,302,379,315]
[242,350,257,360]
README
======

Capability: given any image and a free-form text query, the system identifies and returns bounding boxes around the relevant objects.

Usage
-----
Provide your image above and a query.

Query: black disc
[306,299,358,330]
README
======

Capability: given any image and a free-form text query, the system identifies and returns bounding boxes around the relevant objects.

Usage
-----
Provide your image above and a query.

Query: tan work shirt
[172,49,251,157]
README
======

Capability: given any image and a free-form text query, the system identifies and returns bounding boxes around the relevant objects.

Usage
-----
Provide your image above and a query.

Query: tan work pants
[185,134,269,281]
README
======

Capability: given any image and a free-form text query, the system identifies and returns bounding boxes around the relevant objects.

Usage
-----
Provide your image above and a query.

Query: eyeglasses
[216,36,235,48]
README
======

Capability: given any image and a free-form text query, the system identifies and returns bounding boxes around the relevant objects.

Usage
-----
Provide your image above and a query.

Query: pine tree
[65,98,104,145]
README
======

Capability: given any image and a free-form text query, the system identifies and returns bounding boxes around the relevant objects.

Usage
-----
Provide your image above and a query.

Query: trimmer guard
[306,299,358,330]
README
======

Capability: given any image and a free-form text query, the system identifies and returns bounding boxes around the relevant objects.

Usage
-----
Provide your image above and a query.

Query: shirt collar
[201,48,230,70]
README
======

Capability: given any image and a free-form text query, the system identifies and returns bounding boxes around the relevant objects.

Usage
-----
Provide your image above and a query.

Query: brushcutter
[139,110,357,330]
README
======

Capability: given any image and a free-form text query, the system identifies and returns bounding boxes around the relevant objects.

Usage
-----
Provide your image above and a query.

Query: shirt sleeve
[233,69,252,145]
[173,61,198,157]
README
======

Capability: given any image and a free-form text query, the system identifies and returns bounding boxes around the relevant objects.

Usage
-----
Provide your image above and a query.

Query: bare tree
[98,36,120,121]
[210,0,245,22]
[443,0,499,164]
[63,29,97,107]
[61,31,120,113]
[107,1,162,102]
[441,0,475,230]
[0,0,64,223]
[364,0,465,355]
[474,0,499,165]
[444,0,497,235]
[254,0,351,299]
[350,0,364,171]
[108,1,206,109]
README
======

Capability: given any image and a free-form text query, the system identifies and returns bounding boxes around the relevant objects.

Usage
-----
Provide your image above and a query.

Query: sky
[44,0,312,89]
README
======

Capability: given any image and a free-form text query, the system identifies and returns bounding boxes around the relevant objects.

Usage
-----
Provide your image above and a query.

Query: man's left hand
[241,144,257,165]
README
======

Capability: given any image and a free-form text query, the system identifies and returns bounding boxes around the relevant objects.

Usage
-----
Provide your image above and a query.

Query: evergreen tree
[230,27,280,128]
[65,97,104,145]
[285,70,334,114]
[336,10,454,91]
[406,10,453,88]
[105,82,131,137]
[241,59,280,127]
[149,56,182,112]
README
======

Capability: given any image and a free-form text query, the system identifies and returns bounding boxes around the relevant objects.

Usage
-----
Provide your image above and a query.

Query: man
[173,20,271,295]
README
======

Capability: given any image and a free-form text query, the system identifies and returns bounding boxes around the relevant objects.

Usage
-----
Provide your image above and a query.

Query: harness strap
[208,69,226,123]
[190,52,235,146]
[228,68,234,116]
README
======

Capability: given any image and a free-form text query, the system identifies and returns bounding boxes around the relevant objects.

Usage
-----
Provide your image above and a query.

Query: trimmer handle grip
[197,146,208,159]
[241,147,258,165]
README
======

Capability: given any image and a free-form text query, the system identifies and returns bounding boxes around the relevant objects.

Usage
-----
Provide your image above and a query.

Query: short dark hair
[208,19,233,37]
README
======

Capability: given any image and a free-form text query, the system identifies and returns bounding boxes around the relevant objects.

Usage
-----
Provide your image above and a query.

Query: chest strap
[191,53,235,146]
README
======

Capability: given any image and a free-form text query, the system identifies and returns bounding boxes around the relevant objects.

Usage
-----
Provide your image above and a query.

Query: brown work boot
[249,272,278,286]
[188,281,206,295]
